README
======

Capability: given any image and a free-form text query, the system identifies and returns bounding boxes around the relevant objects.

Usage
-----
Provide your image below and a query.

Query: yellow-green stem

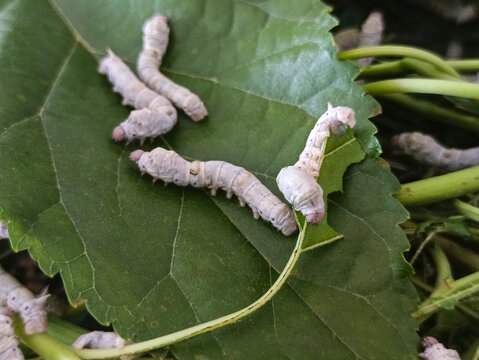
[339,45,460,78]
[364,78,479,99]
[395,166,479,207]
[74,225,306,359]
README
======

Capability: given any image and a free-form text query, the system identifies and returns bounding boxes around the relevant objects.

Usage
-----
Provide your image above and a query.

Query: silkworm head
[130,150,145,162]
[422,337,439,348]
[112,126,125,142]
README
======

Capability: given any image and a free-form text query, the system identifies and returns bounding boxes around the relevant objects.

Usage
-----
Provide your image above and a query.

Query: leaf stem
[412,270,479,320]
[364,78,479,99]
[338,45,460,78]
[74,226,306,359]
[378,94,479,134]
[446,59,479,72]
[454,200,479,222]
[395,166,479,207]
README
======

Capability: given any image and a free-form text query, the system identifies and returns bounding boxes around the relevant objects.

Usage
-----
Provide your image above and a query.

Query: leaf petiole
[338,45,460,78]
[73,225,307,359]
[395,166,479,207]
[363,78,479,99]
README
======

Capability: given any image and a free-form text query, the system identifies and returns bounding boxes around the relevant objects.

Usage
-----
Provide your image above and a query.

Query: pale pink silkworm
[276,103,356,224]
[99,49,177,144]
[0,266,48,335]
[0,222,7,239]
[130,148,297,235]
[356,12,384,67]
[0,294,23,360]
[73,331,134,360]
[393,132,479,171]
[419,336,460,360]
[137,15,208,121]
[334,11,383,56]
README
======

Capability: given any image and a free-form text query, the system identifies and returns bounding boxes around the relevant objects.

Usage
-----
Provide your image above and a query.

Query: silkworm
[73,331,133,360]
[0,295,23,360]
[420,336,460,360]
[137,15,208,121]
[276,103,356,224]
[356,12,384,67]
[0,223,7,239]
[99,49,177,144]
[392,132,479,171]
[130,148,297,235]
[0,266,48,335]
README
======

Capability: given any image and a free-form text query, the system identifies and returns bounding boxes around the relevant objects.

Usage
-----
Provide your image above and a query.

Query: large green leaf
[0,0,418,358]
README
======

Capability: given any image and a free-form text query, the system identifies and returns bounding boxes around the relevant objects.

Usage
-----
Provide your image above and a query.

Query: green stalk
[395,166,479,207]
[359,61,407,78]
[412,270,479,319]
[378,94,479,134]
[401,58,458,80]
[431,243,453,290]
[446,59,479,72]
[338,45,460,78]
[364,78,479,99]
[74,225,306,359]
[454,200,479,222]
[14,315,81,360]
[437,235,479,271]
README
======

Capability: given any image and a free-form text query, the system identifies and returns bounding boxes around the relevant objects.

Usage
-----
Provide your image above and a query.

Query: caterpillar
[73,331,133,360]
[392,132,479,171]
[0,295,23,360]
[137,15,208,121]
[0,222,7,239]
[356,12,384,67]
[99,49,177,144]
[420,337,460,360]
[334,11,383,58]
[130,148,297,235]
[276,103,356,224]
[0,266,48,335]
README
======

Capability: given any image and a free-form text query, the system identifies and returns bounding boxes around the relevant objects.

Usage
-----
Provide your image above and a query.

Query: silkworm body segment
[277,104,356,224]
[99,50,177,143]
[393,132,479,171]
[131,148,297,235]
[0,268,48,334]
[138,15,208,121]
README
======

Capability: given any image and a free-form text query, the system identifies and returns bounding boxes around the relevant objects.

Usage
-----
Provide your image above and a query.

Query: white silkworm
[276,103,356,224]
[356,12,384,67]
[73,331,133,360]
[99,49,177,144]
[137,15,208,121]
[130,148,297,235]
[393,132,479,171]
[0,294,23,360]
[419,337,460,360]
[0,222,7,239]
[0,266,48,335]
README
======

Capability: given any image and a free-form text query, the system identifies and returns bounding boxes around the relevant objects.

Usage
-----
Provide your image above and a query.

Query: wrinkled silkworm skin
[356,12,384,67]
[131,148,297,235]
[73,331,134,360]
[0,309,23,360]
[393,132,479,171]
[138,15,208,121]
[419,336,460,360]
[99,49,177,144]
[0,294,23,360]
[0,222,7,239]
[276,104,356,224]
[0,268,48,335]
